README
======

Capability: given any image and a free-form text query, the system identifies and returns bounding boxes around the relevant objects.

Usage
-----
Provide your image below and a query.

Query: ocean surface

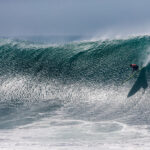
[0,36,150,150]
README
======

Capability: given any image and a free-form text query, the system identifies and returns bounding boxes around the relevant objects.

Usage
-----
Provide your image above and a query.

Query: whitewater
[0,36,150,150]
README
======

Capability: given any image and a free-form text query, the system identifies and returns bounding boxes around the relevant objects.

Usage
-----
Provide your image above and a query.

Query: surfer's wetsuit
[130,64,139,72]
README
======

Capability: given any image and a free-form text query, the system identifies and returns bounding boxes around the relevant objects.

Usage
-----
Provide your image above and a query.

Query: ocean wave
[0,36,150,128]
[0,36,150,83]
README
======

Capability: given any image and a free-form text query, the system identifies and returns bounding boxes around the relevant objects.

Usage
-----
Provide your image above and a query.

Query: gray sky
[0,0,150,36]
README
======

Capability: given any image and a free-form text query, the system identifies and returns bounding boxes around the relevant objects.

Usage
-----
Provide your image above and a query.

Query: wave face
[0,36,150,149]
[0,36,150,83]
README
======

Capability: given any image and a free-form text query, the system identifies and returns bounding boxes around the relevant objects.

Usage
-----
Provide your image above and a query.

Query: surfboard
[122,67,143,84]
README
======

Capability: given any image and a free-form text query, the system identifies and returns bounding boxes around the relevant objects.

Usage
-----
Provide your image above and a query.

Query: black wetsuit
[130,64,139,72]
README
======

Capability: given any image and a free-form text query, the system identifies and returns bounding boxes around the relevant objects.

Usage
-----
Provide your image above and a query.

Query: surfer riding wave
[130,64,139,72]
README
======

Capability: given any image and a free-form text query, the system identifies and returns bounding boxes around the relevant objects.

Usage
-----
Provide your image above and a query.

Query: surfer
[130,64,139,72]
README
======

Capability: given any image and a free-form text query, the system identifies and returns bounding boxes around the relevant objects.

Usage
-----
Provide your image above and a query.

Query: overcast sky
[0,0,150,36]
